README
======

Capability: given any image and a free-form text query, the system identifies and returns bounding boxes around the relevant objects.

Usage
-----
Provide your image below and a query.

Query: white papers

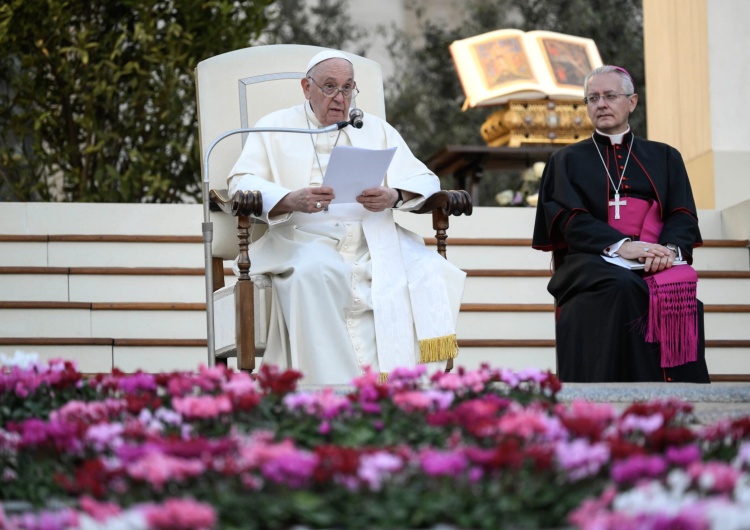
[601,255,688,270]
[322,146,397,204]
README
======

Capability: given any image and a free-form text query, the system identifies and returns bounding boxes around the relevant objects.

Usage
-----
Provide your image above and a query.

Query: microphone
[349,108,364,129]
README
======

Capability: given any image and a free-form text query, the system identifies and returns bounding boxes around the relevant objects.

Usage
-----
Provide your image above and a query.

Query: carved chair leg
[235,214,256,372]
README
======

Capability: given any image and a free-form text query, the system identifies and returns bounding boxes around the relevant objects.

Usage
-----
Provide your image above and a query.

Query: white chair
[195,44,472,371]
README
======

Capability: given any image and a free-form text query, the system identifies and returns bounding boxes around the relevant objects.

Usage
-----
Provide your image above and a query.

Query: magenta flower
[240,438,318,488]
[118,371,157,394]
[419,449,468,477]
[611,454,667,483]
[665,444,701,467]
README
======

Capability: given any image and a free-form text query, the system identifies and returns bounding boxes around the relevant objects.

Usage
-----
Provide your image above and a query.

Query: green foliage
[0,0,274,202]
[385,0,646,161]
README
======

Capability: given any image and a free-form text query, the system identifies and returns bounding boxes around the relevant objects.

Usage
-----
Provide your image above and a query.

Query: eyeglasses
[583,93,633,105]
[307,77,359,99]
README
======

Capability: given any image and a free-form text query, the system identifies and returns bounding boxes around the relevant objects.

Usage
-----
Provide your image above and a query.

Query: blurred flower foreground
[2,351,750,530]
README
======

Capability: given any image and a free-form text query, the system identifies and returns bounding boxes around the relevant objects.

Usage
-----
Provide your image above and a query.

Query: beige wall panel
[643,0,714,208]
[686,151,715,209]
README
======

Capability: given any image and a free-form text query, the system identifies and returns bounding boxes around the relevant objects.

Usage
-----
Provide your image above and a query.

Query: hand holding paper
[322,146,397,204]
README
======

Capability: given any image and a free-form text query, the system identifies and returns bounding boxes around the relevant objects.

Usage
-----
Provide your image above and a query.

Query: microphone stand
[201,120,351,366]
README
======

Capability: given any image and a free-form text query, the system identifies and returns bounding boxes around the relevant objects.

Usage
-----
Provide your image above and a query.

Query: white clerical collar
[596,126,631,145]
[305,102,324,128]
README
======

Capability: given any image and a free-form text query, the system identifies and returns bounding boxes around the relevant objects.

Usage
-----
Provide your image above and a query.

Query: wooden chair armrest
[209,188,263,218]
[411,189,473,217]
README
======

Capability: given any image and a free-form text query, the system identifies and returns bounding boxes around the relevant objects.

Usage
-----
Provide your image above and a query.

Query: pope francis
[227,49,466,385]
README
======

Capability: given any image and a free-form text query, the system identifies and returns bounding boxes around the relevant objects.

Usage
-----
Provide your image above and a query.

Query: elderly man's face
[302,58,354,126]
[585,72,637,135]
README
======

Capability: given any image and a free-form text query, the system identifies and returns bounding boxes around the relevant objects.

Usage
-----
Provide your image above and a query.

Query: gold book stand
[480,99,593,147]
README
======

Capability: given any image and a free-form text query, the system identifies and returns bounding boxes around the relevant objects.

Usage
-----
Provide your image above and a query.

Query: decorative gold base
[480,99,593,147]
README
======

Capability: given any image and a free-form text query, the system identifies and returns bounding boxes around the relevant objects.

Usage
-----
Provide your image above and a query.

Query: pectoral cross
[609,193,627,220]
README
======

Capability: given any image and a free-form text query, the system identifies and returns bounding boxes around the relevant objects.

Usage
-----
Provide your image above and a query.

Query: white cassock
[227,102,466,385]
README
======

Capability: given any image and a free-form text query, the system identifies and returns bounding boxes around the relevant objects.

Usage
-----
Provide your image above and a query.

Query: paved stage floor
[558,382,750,424]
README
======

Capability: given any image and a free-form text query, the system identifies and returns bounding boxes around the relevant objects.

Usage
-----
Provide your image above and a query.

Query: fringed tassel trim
[418,334,459,364]
[645,276,699,368]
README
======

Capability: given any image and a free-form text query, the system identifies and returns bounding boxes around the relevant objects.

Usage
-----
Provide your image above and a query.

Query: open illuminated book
[450,29,603,108]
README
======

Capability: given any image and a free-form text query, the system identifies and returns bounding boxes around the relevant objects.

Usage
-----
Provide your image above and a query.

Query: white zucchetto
[305,50,352,74]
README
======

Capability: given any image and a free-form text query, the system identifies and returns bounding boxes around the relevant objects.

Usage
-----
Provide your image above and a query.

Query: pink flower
[127,452,206,489]
[394,389,456,413]
[283,388,351,419]
[52,398,126,424]
[688,461,741,493]
[555,439,610,481]
[497,404,565,441]
[619,412,665,434]
[387,365,428,388]
[358,451,403,491]
[85,422,124,452]
[79,496,122,522]
[567,486,618,528]
[143,498,216,530]
[221,370,257,396]
[172,395,232,419]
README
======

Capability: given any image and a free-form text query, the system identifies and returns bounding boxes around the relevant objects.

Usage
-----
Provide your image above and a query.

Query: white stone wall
[707,0,750,210]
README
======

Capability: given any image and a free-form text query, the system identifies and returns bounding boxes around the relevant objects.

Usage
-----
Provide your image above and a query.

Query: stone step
[557,382,750,424]
[1,266,748,305]
[3,302,749,341]
[2,234,746,271]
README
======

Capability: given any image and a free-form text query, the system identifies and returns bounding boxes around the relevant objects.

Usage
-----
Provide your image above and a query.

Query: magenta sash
[608,198,699,368]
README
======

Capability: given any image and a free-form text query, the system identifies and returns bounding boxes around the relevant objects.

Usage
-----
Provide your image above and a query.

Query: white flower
[0,350,39,369]
[77,510,148,530]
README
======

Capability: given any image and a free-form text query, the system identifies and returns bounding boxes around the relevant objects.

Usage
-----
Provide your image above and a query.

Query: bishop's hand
[618,241,675,272]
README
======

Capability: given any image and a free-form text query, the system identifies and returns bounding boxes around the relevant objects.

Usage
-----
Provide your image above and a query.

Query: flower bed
[1,352,750,530]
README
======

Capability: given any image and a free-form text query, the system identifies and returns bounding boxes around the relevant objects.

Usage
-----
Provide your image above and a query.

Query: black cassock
[532,131,710,383]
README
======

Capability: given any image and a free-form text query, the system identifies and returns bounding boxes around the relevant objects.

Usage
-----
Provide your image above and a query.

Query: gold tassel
[418,334,459,363]
[379,372,389,384]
